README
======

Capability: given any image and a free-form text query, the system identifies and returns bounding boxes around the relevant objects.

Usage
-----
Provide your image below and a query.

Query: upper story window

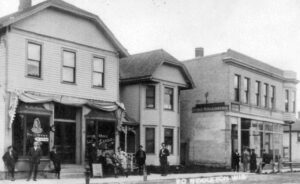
[244,77,250,104]
[285,90,289,112]
[92,57,104,87]
[27,42,42,78]
[263,83,269,108]
[234,75,240,102]
[270,86,276,109]
[62,50,76,83]
[164,87,174,110]
[146,85,155,109]
[255,81,261,106]
[292,91,296,113]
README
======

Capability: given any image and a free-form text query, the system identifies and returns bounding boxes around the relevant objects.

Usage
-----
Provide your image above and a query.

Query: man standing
[159,143,169,176]
[242,147,250,172]
[2,146,18,181]
[135,145,146,175]
[50,146,61,179]
[232,149,240,172]
[27,142,43,181]
[250,149,257,173]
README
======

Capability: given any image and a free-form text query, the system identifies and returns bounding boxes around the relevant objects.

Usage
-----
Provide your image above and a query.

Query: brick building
[180,48,298,168]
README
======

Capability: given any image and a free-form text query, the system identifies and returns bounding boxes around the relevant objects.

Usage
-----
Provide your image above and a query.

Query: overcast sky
[0,0,299,111]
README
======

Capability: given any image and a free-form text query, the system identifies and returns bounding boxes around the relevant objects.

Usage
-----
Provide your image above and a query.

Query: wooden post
[289,124,292,172]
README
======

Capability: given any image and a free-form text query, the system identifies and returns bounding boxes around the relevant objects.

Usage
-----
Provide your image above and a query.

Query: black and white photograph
[0,0,299,183]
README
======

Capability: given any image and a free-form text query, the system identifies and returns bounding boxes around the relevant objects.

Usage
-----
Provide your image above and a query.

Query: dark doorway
[54,121,76,163]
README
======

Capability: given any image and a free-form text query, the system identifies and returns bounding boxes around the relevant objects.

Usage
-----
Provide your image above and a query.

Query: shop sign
[192,102,229,113]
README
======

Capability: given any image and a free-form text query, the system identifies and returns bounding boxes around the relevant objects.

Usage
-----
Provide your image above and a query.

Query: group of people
[2,141,61,181]
[232,148,272,173]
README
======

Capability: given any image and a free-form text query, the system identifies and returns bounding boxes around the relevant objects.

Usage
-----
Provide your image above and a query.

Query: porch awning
[85,110,116,121]
[17,103,52,116]
[122,114,139,126]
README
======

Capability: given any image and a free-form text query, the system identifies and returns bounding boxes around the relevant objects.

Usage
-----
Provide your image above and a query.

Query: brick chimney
[19,0,32,11]
[195,47,204,57]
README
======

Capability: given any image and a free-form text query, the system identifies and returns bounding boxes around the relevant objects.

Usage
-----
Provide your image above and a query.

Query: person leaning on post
[159,142,170,176]
[2,146,18,181]
[27,141,43,181]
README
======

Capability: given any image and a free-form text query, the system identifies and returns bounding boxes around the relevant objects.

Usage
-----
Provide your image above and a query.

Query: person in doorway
[116,147,128,177]
[242,147,250,172]
[50,146,61,179]
[250,149,257,173]
[27,141,43,181]
[159,143,170,176]
[232,149,240,172]
[135,145,146,175]
[2,146,18,181]
[261,149,268,169]
[87,142,97,178]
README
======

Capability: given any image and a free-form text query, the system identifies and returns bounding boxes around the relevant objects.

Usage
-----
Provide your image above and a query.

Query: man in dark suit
[232,149,240,172]
[27,141,43,181]
[159,143,169,176]
[135,145,146,175]
[2,146,18,181]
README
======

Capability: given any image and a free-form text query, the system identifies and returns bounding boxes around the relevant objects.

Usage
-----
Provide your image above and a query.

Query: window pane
[164,128,173,154]
[146,86,155,108]
[146,128,155,153]
[164,87,174,110]
[93,73,103,86]
[63,67,74,82]
[93,58,104,72]
[27,60,40,77]
[63,51,75,67]
[28,43,41,61]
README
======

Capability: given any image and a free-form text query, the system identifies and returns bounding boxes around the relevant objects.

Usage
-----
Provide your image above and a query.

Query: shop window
[27,42,42,78]
[92,57,104,87]
[54,103,77,120]
[13,114,50,156]
[62,50,76,83]
[164,87,174,110]
[164,128,174,154]
[234,75,240,102]
[146,85,155,108]
[145,128,155,153]
[283,147,289,158]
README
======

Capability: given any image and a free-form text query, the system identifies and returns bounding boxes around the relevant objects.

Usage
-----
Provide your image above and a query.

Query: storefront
[8,91,135,171]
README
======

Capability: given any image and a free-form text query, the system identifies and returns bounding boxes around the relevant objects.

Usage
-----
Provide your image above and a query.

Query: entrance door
[54,121,76,163]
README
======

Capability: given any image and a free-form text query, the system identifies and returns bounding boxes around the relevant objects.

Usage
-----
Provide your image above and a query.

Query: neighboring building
[181,48,298,168]
[120,49,194,166]
[283,113,300,162]
[0,0,130,174]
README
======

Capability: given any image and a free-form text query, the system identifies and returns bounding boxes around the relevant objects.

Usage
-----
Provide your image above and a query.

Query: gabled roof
[120,49,195,89]
[0,0,128,57]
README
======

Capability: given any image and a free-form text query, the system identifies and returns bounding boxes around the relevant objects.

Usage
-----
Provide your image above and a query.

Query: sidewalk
[0,172,253,184]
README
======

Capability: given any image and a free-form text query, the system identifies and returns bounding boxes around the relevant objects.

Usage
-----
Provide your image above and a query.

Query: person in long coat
[250,149,257,172]
[50,146,61,179]
[87,143,97,177]
[159,143,170,176]
[242,148,250,172]
[27,141,43,181]
[135,145,146,175]
[2,146,18,181]
[232,149,240,172]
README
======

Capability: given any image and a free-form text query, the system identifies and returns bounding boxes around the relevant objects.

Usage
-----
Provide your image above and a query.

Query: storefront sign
[192,103,229,113]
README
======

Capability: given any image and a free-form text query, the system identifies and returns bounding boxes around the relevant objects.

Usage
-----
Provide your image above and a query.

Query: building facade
[120,49,194,166]
[181,48,298,168]
[0,0,130,174]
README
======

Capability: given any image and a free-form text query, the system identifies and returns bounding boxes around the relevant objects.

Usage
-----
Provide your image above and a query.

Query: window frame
[285,89,289,112]
[255,81,261,106]
[145,85,156,109]
[263,83,269,108]
[164,87,174,110]
[145,127,155,154]
[61,49,76,84]
[297,132,300,142]
[164,128,174,154]
[92,56,105,88]
[26,41,42,79]
[270,85,276,109]
[292,91,296,113]
[234,74,240,102]
[244,77,250,104]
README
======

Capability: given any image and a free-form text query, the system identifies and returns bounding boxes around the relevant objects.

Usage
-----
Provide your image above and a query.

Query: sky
[0,0,299,111]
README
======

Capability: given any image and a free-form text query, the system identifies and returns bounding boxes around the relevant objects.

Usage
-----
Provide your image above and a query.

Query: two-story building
[0,0,131,175]
[180,48,298,168]
[120,49,194,166]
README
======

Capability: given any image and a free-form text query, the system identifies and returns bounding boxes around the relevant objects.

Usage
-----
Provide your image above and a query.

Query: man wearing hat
[135,145,146,175]
[27,141,43,181]
[159,143,169,176]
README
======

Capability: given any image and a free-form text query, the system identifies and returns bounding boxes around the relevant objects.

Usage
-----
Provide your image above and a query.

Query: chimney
[19,0,32,11]
[195,47,204,57]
